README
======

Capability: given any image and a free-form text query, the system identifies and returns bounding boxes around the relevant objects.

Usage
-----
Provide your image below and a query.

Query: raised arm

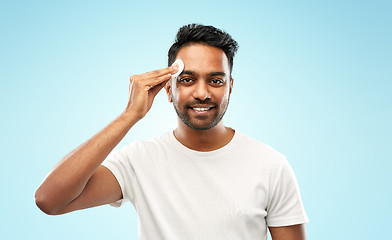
[34,65,179,215]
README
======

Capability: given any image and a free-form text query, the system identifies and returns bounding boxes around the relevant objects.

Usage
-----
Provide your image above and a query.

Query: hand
[125,65,179,119]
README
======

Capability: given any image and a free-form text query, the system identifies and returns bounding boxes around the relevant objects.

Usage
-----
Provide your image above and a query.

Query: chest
[133,152,270,235]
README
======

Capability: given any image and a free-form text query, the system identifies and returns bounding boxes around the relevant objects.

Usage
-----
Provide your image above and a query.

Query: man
[35,24,309,239]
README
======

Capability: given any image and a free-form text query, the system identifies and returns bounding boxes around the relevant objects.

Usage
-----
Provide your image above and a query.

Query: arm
[34,65,179,215]
[269,224,307,240]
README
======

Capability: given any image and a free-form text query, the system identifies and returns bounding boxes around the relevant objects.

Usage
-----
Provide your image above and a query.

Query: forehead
[176,44,230,75]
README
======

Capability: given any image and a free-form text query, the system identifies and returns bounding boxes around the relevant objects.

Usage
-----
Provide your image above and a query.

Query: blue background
[1,0,391,239]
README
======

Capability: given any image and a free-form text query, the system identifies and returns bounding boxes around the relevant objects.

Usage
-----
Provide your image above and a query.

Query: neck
[173,119,235,152]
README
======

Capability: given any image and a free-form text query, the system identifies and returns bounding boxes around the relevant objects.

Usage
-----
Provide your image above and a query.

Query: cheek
[219,86,231,105]
[171,84,192,103]
[170,80,180,102]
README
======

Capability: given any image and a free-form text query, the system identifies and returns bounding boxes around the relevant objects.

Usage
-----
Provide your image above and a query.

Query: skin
[165,44,234,151]
[269,224,307,240]
[35,43,306,239]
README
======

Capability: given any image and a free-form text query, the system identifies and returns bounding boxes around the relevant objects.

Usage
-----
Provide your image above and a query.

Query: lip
[189,104,214,109]
[188,106,215,115]
[189,105,214,110]
[192,107,210,111]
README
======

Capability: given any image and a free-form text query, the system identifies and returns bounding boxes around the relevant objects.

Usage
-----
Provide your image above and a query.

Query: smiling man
[168,43,235,151]
[35,24,309,240]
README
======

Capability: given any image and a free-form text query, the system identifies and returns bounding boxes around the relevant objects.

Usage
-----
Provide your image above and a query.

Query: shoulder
[112,132,171,157]
[235,131,287,166]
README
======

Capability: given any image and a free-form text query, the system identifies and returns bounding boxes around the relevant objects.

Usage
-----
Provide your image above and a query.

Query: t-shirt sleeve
[266,157,309,227]
[101,144,136,207]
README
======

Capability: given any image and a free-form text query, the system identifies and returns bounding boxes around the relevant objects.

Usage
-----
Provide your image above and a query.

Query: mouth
[188,105,216,114]
[191,107,212,111]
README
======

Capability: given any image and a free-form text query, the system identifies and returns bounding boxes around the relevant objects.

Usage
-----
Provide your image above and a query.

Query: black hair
[168,24,239,75]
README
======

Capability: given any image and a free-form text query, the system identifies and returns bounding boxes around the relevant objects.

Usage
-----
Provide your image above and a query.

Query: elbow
[34,188,62,215]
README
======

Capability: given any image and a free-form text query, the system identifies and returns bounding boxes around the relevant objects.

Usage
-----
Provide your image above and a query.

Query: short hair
[168,24,239,75]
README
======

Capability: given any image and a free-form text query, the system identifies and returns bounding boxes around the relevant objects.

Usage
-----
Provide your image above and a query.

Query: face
[166,43,233,131]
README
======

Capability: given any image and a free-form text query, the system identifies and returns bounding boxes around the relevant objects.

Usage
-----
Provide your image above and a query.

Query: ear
[164,80,173,103]
[229,77,234,94]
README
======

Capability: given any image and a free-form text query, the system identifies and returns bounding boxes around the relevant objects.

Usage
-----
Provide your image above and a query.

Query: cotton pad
[171,59,184,80]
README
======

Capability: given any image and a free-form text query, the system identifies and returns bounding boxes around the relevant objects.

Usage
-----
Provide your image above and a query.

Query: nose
[192,81,211,101]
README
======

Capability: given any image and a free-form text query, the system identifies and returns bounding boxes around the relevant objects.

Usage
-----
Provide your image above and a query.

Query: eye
[210,79,224,86]
[179,78,194,84]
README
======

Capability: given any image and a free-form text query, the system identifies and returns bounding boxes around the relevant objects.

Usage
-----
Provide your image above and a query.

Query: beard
[172,97,230,131]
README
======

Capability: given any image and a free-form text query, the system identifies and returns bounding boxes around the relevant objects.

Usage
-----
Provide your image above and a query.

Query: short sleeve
[266,157,309,227]
[101,144,136,207]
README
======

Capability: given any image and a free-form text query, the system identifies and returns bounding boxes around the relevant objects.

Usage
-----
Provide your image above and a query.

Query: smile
[192,107,211,111]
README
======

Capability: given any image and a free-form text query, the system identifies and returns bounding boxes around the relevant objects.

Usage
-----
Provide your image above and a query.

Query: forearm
[35,110,140,214]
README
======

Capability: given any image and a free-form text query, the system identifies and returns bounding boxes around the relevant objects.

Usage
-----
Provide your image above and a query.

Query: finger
[144,65,179,78]
[145,73,172,89]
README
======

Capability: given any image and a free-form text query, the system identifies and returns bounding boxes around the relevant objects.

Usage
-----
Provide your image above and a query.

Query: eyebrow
[209,72,226,77]
[181,70,197,76]
[180,70,226,77]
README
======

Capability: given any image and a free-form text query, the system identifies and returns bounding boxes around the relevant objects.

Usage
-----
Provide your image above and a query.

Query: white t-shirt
[102,130,308,240]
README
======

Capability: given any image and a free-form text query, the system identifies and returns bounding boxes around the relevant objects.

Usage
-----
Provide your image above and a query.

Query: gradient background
[1,0,391,239]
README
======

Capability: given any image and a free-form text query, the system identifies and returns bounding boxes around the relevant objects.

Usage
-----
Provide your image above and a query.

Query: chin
[183,117,223,131]
[173,102,226,131]
[187,123,216,131]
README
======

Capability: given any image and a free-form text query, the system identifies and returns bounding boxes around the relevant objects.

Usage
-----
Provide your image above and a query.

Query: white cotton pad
[171,59,184,80]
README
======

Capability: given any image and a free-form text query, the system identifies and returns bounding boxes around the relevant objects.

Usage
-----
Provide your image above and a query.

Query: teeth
[193,107,210,111]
